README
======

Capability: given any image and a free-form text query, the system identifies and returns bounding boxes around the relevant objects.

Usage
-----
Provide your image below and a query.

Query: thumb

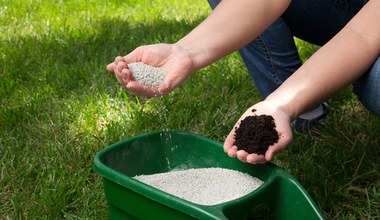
[264,131,293,161]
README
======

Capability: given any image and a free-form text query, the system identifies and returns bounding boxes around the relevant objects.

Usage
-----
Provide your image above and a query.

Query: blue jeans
[207,0,380,116]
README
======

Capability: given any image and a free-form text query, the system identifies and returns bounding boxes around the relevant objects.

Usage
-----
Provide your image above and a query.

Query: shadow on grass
[0,17,203,131]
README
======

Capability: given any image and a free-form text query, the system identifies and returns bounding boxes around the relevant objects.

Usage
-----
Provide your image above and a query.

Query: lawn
[1,0,379,219]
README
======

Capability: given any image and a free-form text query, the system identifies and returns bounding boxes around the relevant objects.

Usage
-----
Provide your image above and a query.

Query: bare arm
[108,0,291,96]
[175,0,291,71]
[266,0,380,120]
[225,0,380,164]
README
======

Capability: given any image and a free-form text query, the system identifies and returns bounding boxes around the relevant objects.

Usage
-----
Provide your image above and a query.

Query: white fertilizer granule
[127,62,166,88]
[134,167,263,206]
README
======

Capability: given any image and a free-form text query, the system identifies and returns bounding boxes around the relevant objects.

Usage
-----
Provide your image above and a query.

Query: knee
[353,57,380,116]
[359,96,380,116]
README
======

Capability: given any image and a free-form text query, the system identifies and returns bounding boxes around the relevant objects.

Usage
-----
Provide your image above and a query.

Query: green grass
[1,0,379,219]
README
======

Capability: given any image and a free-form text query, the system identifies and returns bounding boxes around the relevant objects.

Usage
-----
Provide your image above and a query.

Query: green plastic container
[94,130,325,220]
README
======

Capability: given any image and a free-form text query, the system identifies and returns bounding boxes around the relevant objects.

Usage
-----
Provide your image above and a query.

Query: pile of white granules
[127,62,166,88]
[134,167,263,206]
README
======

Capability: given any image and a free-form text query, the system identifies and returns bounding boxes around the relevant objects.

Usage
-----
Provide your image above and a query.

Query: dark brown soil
[234,109,279,155]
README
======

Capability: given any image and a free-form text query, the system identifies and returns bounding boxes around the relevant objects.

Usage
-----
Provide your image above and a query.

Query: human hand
[224,101,293,164]
[106,43,195,97]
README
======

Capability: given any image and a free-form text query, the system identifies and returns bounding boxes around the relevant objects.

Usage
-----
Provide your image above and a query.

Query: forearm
[176,0,290,70]
[266,1,380,120]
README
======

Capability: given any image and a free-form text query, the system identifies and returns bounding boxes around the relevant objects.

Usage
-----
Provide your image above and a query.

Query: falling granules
[134,167,263,206]
[127,62,166,88]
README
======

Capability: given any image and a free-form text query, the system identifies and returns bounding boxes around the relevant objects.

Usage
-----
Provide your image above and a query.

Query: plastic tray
[94,130,325,219]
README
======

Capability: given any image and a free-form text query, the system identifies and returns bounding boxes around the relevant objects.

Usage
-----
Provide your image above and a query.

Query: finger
[236,150,249,162]
[223,129,236,153]
[226,146,238,157]
[115,57,125,73]
[264,145,277,162]
[106,63,116,73]
[121,68,131,84]
[114,64,129,87]
[115,62,128,84]
[264,137,291,162]
[246,153,267,164]
[115,56,124,63]
[115,74,125,87]
[115,70,130,88]
[116,61,127,74]
[107,56,125,73]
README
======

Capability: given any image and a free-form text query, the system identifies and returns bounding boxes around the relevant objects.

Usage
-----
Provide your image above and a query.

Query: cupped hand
[224,101,293,164]
[106,43,195,97]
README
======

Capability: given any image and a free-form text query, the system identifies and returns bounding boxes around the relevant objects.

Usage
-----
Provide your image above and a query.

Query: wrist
[264,95,298,122]
[174,39,211,71]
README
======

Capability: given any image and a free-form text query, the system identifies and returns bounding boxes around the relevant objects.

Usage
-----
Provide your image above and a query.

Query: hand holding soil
[234,110,279,155]
[224,101,293,164]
